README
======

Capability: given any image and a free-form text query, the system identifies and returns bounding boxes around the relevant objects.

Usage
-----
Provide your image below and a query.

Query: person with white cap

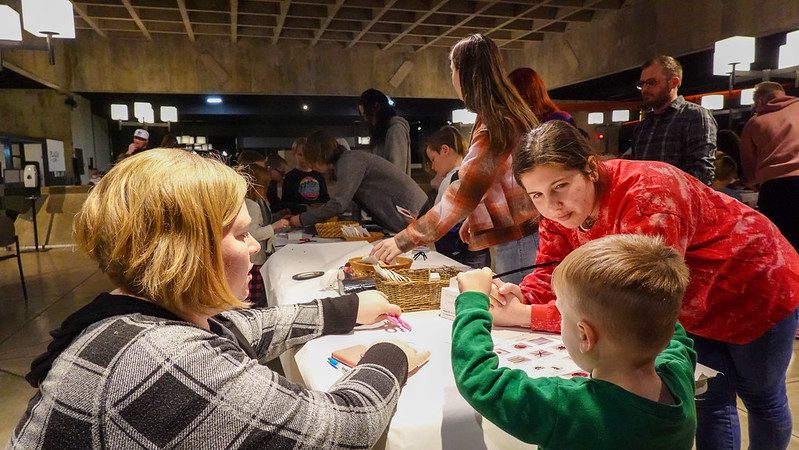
[125,128,150,157]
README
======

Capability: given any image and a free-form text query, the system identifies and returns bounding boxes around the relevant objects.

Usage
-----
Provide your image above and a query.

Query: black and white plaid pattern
[631,96,718,185]
[10,300,401,449]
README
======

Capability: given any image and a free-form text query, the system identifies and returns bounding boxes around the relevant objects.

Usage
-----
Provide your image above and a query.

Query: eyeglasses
[635,78,666,90]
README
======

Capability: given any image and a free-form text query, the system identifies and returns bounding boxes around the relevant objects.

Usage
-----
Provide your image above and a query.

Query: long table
[262,241,536,449]
[261,240,716,450]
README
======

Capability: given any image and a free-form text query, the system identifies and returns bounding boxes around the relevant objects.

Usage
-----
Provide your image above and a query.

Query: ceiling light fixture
[110,104,129,121]
[740,88,755,106]
[713,36,755,76]
[778,30,799,70]
[0,6,22,42]
[701,95,725,110]
[207,96,223,104]
[587,112,604,125]
[611,110,630,122]
[21,0,75,65]
[160,106,178,123]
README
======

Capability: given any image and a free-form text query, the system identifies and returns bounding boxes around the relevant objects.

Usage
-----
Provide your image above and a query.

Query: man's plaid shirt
[631,95,717,185]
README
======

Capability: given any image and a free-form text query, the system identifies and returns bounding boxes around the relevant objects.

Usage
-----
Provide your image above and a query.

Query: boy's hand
[456,267,494,296]
[488,279,523,307]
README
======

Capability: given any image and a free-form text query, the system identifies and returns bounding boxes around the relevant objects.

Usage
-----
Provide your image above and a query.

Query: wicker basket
[348,256,412,277]
[314,220,358,238]
[343,231,384,243]
[375,267,462,312]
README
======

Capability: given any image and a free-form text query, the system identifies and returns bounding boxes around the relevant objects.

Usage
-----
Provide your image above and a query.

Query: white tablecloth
[262,241,534,449]
[261,241,715,450]
[295,310,537,450]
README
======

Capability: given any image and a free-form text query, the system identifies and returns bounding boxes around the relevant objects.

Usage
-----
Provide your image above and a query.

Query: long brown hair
[450,34,538,151]
[508,67,561,121]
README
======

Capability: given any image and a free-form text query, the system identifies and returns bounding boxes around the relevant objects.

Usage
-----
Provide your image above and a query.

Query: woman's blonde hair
[74,149,249,316]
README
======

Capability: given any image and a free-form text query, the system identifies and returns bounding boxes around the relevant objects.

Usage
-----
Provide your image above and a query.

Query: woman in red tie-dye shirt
[490,121,799,450]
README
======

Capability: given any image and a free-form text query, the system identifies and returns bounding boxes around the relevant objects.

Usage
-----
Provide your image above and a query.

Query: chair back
[0,215,16,247]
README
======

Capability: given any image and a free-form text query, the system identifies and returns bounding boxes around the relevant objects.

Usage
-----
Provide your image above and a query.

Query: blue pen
[327,357,352,372]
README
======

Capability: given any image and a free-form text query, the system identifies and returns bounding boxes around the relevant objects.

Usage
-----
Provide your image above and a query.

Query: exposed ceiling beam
[348,0,398,49]
[482,1,555,40]
[499,0,605,48]
[121,0,152,41]
[230,0,238,43]
[311,0,344,46]
[272,0,290,45]
[176,0,195,42]
[73,3,108,38]
[382,0,448,51]
[415,1,499,53]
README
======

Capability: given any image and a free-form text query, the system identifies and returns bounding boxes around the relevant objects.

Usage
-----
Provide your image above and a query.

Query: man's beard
[642,90,671,109]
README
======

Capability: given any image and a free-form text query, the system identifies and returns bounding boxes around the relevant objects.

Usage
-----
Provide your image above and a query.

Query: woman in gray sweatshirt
[289,131,427,233]
[358,88,411,176]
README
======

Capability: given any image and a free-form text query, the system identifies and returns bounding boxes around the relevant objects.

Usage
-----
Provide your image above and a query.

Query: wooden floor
[2,247,799,448]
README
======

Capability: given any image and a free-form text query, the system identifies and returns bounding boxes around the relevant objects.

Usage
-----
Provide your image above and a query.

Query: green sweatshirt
[451,291,697,450]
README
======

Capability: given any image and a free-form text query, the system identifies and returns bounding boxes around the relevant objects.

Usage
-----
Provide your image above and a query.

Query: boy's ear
[440,144,451,155]
[577,320,597,354]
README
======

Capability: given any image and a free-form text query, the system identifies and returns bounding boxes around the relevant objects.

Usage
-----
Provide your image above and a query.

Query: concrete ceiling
[72,0,627,51]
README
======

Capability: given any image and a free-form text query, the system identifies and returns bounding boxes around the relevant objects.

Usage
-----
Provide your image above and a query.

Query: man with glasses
[630,55,717,185]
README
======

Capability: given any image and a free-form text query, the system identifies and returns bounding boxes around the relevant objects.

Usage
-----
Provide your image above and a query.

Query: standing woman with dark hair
[508,67,576,127]
[371,34,540,285]
[358,88,411,176]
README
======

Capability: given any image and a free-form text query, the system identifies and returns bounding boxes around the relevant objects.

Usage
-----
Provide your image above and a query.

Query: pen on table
[386,313,412,331]
[327,357,351,372]
[492,260,562,279]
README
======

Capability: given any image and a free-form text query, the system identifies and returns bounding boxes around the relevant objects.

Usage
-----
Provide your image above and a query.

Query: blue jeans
[692,308,798,450]
[491,232,538,285]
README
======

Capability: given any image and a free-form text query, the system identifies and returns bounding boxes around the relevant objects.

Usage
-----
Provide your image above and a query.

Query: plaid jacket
[395,119,538,252]
[630,96,717,185]
[10,294,407,449]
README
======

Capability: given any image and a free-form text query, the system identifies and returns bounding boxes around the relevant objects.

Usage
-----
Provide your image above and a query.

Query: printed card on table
[491,330,588,379]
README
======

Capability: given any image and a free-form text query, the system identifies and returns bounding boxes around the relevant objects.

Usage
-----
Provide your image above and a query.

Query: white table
[261,241,469,381]
[261,241,716,449]
[262,241,535,449]
[295,310,538,450]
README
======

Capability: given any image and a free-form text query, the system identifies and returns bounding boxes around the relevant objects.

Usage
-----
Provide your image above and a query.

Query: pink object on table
[386,314,412,332]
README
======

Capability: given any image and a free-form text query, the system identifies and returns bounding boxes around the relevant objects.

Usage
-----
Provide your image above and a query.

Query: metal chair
[0,214,28,306]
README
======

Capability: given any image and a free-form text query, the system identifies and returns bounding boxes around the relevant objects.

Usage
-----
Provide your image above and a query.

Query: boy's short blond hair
[552,234,689,360]
[74,148,249,316]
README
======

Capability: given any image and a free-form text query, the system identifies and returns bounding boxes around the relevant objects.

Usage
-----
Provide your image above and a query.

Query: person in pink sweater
[488,120,799,450]
[740,81,799,251]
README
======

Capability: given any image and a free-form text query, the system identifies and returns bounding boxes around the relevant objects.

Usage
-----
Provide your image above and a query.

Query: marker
[327,357,351,372]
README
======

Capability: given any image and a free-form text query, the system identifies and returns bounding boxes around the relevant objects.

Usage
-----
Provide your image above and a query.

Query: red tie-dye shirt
[521,159,799,344]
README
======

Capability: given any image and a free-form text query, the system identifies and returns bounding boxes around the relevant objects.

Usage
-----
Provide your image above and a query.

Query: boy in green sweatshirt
[451,234,697,450]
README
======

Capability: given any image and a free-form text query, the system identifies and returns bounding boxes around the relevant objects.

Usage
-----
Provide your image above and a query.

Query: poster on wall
[46,139,66,172]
